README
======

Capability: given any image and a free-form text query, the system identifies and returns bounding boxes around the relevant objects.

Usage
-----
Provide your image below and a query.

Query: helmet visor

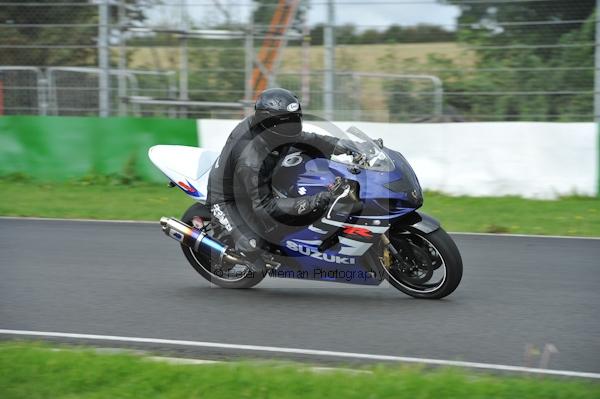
[261,113,302,137]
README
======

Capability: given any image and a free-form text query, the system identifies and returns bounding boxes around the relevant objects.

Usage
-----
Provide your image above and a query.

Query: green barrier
[0,116,198,182]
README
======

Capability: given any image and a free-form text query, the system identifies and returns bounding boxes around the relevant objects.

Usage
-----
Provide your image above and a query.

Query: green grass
[1,178,599,236]
[0,177,194,221]
[1,342,598,399]
[421,192,600,237]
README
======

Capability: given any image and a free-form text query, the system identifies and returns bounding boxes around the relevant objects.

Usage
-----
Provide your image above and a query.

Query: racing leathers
[207,116,338,257]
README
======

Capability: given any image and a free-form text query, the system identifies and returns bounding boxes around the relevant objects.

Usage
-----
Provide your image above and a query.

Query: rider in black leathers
[207,88,339,263]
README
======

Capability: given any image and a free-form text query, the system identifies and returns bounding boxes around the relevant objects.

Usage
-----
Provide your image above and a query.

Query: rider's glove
[313,191,332,212]
[294,191,332,215]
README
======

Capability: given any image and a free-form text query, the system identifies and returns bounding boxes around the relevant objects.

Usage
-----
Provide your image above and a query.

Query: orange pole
[250,0,301,99]
[251,0,289,98]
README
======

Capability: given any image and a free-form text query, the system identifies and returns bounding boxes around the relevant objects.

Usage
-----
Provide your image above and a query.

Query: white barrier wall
[198,119,598,199]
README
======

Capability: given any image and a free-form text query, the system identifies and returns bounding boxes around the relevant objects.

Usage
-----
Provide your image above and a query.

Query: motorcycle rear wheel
[180,203,265,289]
[384,227,462,299]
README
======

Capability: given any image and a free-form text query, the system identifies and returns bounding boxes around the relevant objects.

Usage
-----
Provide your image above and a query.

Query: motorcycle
[148,122,462,299]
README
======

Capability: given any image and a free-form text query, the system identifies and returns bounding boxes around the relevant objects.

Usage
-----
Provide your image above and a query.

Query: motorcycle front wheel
[180,203,265,289]
[384,227,462,299]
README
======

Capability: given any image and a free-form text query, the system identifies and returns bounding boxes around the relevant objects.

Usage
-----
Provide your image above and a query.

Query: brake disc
[395,243,434,285]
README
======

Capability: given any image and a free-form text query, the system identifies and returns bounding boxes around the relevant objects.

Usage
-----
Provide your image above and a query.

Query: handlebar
[327,177,362,217]
[318,177,363,253]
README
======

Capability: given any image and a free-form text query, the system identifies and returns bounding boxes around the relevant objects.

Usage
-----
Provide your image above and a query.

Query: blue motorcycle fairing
[272,148,422,219]
[275,214,388,285]
[269,146,423,285]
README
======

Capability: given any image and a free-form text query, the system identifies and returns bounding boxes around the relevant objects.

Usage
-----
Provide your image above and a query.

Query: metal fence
[0,67,47,115]
[0,0,596,122]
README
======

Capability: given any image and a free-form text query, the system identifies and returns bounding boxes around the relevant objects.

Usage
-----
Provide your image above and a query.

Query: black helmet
[254,88,302,140]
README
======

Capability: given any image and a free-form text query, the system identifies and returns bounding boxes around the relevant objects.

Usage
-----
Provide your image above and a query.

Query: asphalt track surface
[1,218,599,374]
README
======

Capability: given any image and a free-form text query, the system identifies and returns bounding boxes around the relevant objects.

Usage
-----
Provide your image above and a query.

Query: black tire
[180,203,265,289]
[384,227,462,299]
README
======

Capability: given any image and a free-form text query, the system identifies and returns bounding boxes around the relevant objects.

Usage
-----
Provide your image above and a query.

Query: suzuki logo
[286,241,356,264]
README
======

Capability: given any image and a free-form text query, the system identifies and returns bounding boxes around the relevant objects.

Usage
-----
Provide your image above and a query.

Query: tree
[310,23,455,46]
[252,0,305,34]
[444,0,594,47]
[430,0,596,121]
[381,24,455,44]
[310,24,325,45]
[0,0,150,66]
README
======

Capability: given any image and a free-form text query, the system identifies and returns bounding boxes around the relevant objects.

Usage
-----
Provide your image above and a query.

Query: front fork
[380,231,423,275]
[381,234,411,266]
[381,234,399,267]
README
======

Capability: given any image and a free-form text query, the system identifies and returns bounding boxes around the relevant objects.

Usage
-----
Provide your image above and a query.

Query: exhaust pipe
[159,217,252,269]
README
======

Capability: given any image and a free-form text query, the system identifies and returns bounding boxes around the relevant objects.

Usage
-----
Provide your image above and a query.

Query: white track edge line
[449,231,600,240]
[1,329,599,379]
[1,216,599,240]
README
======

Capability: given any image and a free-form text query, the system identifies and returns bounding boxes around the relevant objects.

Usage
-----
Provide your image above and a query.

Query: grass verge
[1,178,599,236]
[1,342,598,399]
[0,178,193,222]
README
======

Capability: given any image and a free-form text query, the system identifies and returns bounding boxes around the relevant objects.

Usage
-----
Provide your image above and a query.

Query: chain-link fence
[0,67,47,115]
[0,0,596,121]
